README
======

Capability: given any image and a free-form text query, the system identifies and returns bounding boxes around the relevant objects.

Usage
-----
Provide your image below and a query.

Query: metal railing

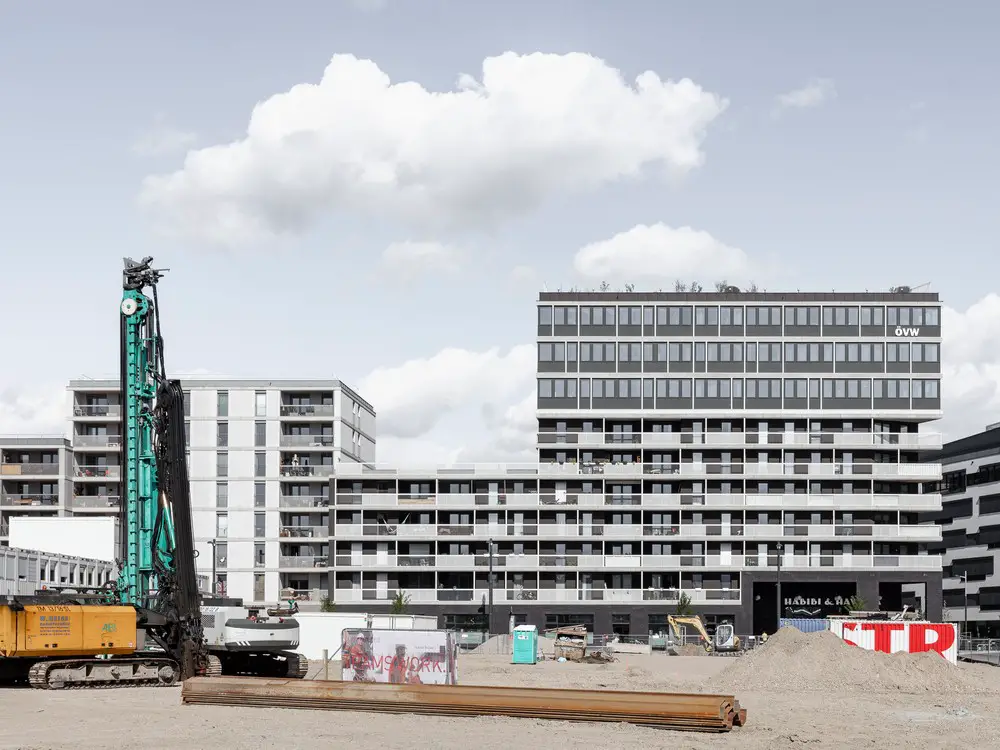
[73,404,121,417]
[74,435,121,447]
[279,495,330,508]
[72,495,121,509]
[279,464,335,477]
[0,462,59,476]
[537,430,942,449]
[280,434,335,447]
[279,525,328,538]
[0,494,60,506]
[280,404,335,417]
[74,465,121,478]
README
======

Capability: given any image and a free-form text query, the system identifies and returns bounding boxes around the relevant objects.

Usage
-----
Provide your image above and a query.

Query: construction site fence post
[323,649,329,680]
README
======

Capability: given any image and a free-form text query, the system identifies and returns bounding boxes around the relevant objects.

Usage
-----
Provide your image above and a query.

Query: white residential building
[66,378,376,603]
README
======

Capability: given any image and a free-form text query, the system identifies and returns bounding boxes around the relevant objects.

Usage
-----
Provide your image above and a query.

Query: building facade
[326,291,946,636]
[920,425,1000,638]
[65,378,376,604]
[0,436,73,545]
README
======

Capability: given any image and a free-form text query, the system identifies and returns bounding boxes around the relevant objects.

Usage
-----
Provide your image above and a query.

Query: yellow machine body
[0,604,138,659]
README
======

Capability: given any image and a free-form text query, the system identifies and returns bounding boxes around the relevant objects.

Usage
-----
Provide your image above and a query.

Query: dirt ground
[1,630,999,750]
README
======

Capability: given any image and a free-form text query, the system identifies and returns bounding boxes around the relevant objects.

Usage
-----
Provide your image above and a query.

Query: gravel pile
[708,626,993,695]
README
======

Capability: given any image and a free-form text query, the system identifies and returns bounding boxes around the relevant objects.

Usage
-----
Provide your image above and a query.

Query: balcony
[0,462,59,477]
[279,525,328,538]
[278,555,328,568]
[280,434,335,448]
[333,589,439,604]
[74,465,121,479]
[280,404,335,417]
[0,493,59,507]
[72,495,121,510]
[74,435,121,448]
[278,495,329,509]
[745,554,941,571]
[540,431,943,451]
[279,464,335,478]
[73,404,121,418]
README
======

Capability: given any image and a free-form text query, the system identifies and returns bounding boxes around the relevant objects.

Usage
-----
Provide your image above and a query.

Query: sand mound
[708,626,992,695]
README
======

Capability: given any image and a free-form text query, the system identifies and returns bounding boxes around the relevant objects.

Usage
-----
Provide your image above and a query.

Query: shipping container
[1,545,116,597]
[827,619,959,664]
[780,618,831,633]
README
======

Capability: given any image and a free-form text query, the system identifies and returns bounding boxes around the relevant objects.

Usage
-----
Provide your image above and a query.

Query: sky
[1,0,999,465]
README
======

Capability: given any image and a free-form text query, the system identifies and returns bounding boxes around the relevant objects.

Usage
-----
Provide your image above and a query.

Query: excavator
[0,257,305,688]
[665,615,743,655]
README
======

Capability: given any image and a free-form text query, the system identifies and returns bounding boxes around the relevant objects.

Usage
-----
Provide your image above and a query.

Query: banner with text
[341,628,459,685]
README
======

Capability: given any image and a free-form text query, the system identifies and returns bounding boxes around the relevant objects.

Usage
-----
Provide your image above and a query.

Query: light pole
[960,572,969,644]
[775,541,784,631]
[487,537,495,636]
[208,539,218,597]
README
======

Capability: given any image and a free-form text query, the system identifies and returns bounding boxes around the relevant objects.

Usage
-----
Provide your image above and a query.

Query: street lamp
[960,572,969,643]
[775,542,784,631]
[487,537,495,636]
[207,539,218,597]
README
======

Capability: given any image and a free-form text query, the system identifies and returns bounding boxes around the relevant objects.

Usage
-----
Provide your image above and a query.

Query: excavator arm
[118,257,208,680]
[667,615,714,652]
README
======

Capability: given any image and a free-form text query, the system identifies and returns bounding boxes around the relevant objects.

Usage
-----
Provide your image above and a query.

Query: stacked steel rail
[182,677,748,733]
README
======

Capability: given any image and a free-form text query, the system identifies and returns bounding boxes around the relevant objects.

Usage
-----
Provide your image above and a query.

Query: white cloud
[357,344,534,439]
[774,78,836,112]
[380,241,462,275]
[573,223,749,283]
[940,294,1000,438]
[138,52,728,245]
[132,116,198,157]
[0,383,67,437]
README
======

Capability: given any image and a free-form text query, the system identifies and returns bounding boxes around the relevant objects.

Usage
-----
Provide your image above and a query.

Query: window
[254,482,266,508]
[668,342,692,362]
[618,342,641,363]
[538,306,553,325]
[553,306,577,325]
[217,421,228,447]
[253,574,265,600]
[216,513,228,538]
[254,542,266,567]
[182,390,190,417]
[254,421,266,447]
[184,421,190,447]
[538,343,553,361]
[913,380,940,399]
[912,343,940,363]
[216,482,228,508]
[214,541,227,567]
[253,451,267,477]
[720,306,744,325]
[695,306,719,325]
[216,451,228,477]
[694,379,731,398]
[861,306,884,326]
[255,513,266,538]
[580,378,591,398]
[217,390,228,417]
[666,306,692,325]
[255,390,267,417]
[539,379,553,398]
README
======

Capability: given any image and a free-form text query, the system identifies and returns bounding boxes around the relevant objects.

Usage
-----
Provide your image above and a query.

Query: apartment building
[65,378,376,604]
[919,424,1000,638]
[0,436,73,544]
[325,291,946,636]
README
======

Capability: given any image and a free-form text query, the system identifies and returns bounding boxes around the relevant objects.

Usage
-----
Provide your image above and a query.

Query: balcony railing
[0,462,60,476]
[0,493,59,506]
[326,587,740,605]
[278,495,330,508]
[74,435,121,447]
[538,430,943,450]
[279,464,335,478]
[72,495,121,509]
[74,465,121,478]
[278,555,328,568]
[280,434,335,447]
[280,404,335,417]
[329,491,941,511]
[279,525,328,538]
[73,404,121,418]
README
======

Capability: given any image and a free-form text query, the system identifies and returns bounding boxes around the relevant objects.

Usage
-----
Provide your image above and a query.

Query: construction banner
[341,628,459,685]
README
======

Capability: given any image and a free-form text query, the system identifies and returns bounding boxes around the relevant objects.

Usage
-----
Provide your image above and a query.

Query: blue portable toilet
[511,625,538,664]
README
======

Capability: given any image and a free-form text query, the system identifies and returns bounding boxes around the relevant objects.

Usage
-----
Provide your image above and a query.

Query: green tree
[320,596,336,612]
[675,592,694,616]
[390,590,411,614]
[844,595,866,614]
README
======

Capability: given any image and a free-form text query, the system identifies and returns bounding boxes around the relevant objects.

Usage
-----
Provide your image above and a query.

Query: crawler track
[28,657,180,690]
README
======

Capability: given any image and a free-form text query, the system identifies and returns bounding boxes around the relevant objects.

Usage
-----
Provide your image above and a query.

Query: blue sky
[1,0,998,461]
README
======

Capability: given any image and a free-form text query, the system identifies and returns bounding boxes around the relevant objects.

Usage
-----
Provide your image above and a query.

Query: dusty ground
[1,630,999,749]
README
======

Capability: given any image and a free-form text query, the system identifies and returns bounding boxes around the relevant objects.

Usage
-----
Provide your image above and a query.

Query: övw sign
[894,327,921,336]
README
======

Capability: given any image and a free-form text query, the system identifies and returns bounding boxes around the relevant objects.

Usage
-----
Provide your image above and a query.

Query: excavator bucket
[182,677,748,733]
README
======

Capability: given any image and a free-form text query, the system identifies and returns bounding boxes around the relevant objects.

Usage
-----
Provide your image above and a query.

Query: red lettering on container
[908,623,955,657]
[861,622,904,653]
